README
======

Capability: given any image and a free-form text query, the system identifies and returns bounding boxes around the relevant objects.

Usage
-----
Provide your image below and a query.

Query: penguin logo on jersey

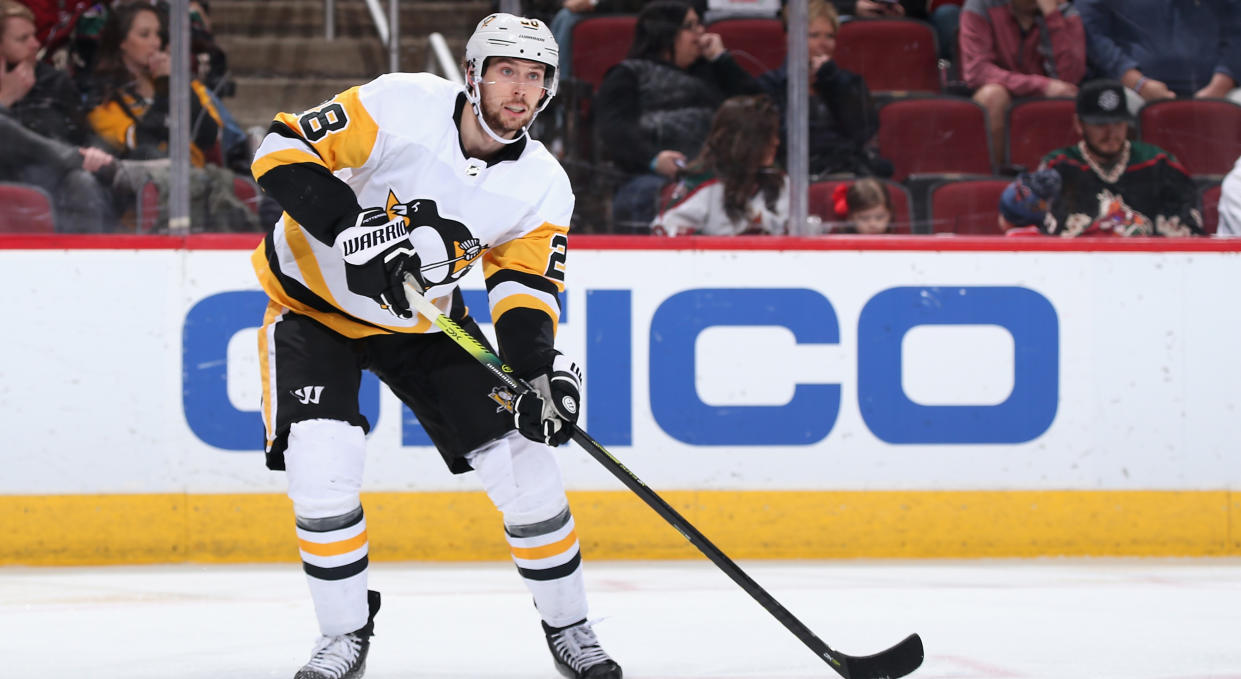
[383,191,485,286]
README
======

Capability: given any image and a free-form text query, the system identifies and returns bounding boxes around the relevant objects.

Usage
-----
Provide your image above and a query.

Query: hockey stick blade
[829,633,924,679]
[401,277,925,679]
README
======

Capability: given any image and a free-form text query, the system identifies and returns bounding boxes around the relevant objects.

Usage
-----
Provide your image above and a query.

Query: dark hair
[846,178,892,215]
[689,95,784,223]
[93,3,167,101]
[628,1,691,62]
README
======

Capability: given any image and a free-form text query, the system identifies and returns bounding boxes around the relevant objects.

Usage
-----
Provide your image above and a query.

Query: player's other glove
[514,353,583,447]
[335,208,426,318]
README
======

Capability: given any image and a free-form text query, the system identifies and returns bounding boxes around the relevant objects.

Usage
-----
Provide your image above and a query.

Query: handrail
[427,32,463,85]
[364,0,389,45]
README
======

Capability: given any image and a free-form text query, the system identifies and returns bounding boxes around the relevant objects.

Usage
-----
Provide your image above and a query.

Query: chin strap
[467,79,529,146]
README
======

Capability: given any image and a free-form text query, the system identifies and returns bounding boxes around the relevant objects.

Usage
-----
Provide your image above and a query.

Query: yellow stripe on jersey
[269,86,379,174]
[251,147,326,182]
[509,529,579,561]
[257,301,284,448]
[251,230,436,340]
[483,221,569,289]
[298,531,369,557]
[491,293,558,326]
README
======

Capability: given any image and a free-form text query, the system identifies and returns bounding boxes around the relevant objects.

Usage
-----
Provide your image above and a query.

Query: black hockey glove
[334,207,426,318]
[513,353,583,447]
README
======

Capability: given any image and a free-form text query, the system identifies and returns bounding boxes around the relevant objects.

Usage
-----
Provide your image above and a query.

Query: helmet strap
[466,67,530,146]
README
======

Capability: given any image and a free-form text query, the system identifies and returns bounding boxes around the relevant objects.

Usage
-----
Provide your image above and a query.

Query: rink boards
[2,234,1240,564]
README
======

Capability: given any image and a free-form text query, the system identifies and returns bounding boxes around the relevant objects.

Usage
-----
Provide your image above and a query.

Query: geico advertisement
[2,248,1239,495]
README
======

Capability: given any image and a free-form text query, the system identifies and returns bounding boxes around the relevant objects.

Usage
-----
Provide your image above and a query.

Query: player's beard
[482,98,535,138]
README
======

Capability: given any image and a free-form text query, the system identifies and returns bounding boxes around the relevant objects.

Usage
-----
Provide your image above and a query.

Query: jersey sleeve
[250,83,381,244]
[482,182,574,376]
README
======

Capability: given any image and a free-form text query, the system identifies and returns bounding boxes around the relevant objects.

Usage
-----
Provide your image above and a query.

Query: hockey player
[249,13,622,679]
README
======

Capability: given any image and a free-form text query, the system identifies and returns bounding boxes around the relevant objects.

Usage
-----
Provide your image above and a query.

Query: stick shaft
[401,285,850,671]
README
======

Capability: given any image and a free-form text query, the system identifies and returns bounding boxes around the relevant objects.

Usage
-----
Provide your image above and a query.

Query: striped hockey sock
[296,505,371,635]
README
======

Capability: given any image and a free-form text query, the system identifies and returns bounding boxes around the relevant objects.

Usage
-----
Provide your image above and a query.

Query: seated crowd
[4,0,1241,236]
[540,0,1241,236]
[1,0,257,233]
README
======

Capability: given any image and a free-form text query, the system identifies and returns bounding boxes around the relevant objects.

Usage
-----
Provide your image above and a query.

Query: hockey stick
[402,278,924,679]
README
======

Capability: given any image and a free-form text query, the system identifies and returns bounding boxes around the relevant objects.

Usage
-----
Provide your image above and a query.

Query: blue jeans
[612,173,668,232]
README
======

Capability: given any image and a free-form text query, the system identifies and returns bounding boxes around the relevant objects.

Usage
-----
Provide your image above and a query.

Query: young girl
[832,177,894,234]
[651,94,788,236]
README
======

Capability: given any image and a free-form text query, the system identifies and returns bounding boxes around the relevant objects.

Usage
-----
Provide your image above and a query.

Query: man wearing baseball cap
[1036,79,1203,237]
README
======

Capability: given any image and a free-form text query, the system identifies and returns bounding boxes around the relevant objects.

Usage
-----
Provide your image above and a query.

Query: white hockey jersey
[251,73,573,371]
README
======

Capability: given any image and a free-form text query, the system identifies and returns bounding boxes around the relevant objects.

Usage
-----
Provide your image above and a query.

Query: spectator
[594,0,761,230]
[549,1,705,81]
[1039,79,1202,237]
[759,0,884,177]
[829,177,893,233]
[997,168,1060,235]
[85,2,222,167]
[830,0,962,62]
[1076,0,1241,107]
[651,94,787,235]
[960,0,1086,167]
[1218,155,1241,237]
[0,0,129,232]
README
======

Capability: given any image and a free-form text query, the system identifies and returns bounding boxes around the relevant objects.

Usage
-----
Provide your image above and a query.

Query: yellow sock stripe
[298,530,368,557]
[509,529,579,561]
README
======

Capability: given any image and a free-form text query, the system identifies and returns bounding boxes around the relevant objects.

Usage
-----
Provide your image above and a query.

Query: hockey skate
[543,619,623,679]
[294,590,381,679]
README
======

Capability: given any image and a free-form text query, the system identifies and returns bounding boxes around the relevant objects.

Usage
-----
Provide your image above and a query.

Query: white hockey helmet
[464,13,559,144]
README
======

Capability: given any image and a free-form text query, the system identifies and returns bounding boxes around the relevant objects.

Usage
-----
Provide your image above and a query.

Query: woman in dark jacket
[758,0,885,177]
[594,0,761,230]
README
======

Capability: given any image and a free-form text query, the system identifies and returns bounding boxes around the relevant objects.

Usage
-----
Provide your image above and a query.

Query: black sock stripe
[303,555,369,581]
[297,506,364,533]
[515,551,581,582]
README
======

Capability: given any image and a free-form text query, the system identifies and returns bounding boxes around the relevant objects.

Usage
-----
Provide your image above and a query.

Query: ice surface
[4,558,1239,678]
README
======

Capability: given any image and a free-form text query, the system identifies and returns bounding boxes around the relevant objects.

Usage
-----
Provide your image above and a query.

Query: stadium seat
[834,18,940,95]
[135,180,160,234]
[570,15,638,98]
[233,176,261,215]
[928,177,1011,234]
[1006,98,1078,172]
[1138,99,1241,178]
[1201,182,1222,235]
[808,179,914,232]
[877,97,993,181]
[708,18,786,77]
[0,182,56,233]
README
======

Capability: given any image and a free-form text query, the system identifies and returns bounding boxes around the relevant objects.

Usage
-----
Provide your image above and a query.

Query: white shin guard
[286,419,370,636]
[468,432,588,627]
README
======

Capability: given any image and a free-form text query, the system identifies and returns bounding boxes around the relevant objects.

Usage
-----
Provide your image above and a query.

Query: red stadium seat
[808,179,914,232]
[1138,99,1241,178]
[834,18,940,95]
[1006,98,1078,172]
[0,182,56,233]
[233,176,261,215]
[877,97,993,181]
[708,18,786,77]
[1201,182,1222,235]
[135,180,160,234]
[928,178,1011,234]
[571,15,637,93]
